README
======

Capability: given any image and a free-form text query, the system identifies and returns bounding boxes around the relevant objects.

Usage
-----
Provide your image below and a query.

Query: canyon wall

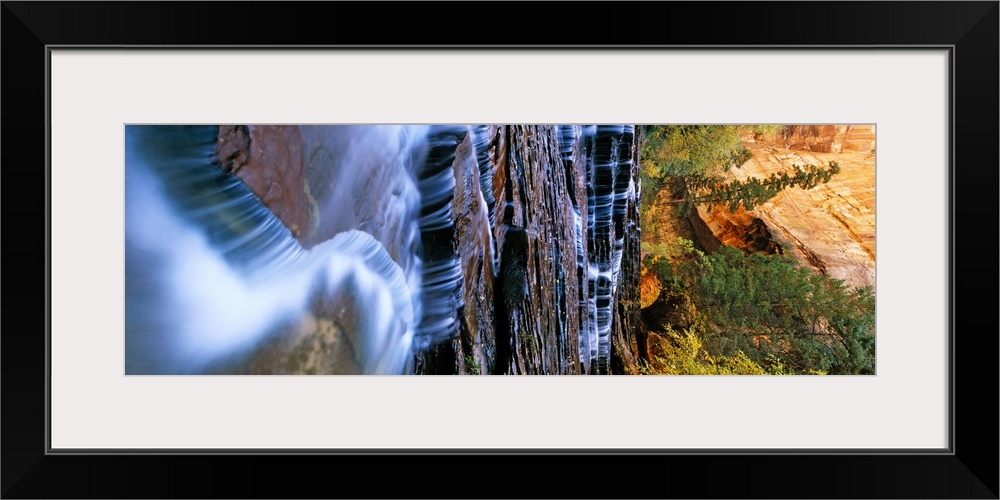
[755,124,875,154]
[693,125,876,289]
[212,125,642,374]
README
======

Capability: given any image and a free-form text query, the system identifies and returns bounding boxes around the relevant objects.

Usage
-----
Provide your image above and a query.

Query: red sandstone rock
[697,141,876,289]
[748,124,876,154]
[215,125,313,241]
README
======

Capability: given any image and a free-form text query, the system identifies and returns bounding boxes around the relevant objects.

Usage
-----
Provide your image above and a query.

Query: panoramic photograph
[125,124,875,375]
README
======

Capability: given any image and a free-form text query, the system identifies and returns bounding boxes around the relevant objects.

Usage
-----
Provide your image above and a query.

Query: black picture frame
[3,2,997,498]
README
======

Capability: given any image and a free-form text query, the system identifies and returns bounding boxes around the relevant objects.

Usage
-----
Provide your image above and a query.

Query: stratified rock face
[688,206,782,255]
[696,140,876,289]
[752,125,876,154]
[422,125,641,374]
[453,132,498,375]
[609,128,643,374]
[210,125,641,375]
[493,126,586,374]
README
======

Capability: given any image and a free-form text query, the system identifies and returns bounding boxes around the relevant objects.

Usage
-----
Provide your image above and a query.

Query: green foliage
[640,125,750,216]
[642,125,752,179]
[639,125,842,218]
[641,238,874,375]
[665,246,875,374]
[642,325,774,375]
[637,126,869,375]
[643,235,699,269]
[678,161,841,216]
[464,354,481,375]
[642,236,699,265]
[518,332,536,354]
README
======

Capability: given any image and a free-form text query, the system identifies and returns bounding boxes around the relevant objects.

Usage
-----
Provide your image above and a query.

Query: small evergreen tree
[675,161,842,216]
[653,243,875,374]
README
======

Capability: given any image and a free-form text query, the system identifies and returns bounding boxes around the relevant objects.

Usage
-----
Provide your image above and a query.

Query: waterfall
[612,125,635,287]
[412,126,467,351]
[124,123,638,375]
[125,125,427,374]
[472,125,500,276]
[588,125,630,373]
[472,125,497,228]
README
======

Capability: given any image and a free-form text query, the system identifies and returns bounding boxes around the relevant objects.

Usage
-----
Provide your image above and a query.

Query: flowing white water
[125,125,427,374]
[586,125,629,372]
[124,124,635,374]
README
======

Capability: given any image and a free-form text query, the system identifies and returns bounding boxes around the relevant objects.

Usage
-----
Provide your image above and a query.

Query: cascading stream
[125,125,427,374]
[124,124,638,375]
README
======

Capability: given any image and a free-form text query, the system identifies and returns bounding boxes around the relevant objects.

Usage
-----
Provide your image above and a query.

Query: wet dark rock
[214,125,251,173]
[215,126,425,273]
[407,124,641,374]
[507,127,587,373]
[610,129,643,373]
[412,126,467,373]
[453,134,498,375]
[202,124,642,375]
[214,125,312,241]
[415,129,497,375]
[493,225,527,374]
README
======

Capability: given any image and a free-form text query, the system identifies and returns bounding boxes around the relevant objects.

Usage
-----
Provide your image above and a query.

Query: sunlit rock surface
[756,124,876,154]
[694,133,876,289]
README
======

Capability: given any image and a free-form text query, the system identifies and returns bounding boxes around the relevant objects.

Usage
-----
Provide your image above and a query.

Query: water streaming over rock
[126,125,423,374]
[412,126,467,354]
[124,124,641,374]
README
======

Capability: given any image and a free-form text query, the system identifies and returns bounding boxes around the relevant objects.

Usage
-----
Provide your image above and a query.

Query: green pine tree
[681,161,842,214]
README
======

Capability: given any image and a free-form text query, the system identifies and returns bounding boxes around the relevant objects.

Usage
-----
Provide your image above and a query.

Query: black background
[3,2,997,498]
